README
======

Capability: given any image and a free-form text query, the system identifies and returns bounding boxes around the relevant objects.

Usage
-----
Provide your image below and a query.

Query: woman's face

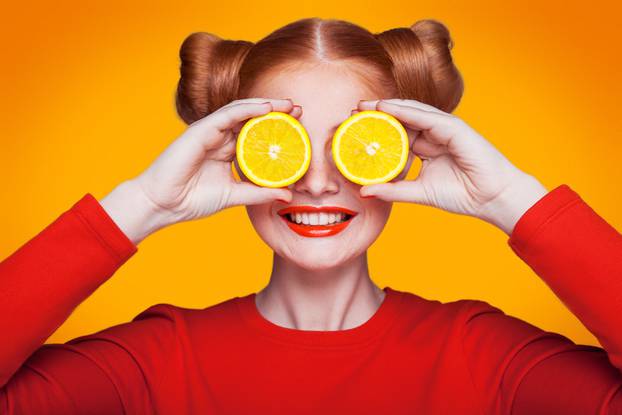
[237,63,413,271]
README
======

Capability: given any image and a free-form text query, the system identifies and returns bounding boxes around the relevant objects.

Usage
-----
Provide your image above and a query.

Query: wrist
[99,180,174,245]
[478,173,549,236]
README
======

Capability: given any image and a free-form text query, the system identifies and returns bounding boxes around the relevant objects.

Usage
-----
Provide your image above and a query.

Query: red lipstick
[277,205,358,237]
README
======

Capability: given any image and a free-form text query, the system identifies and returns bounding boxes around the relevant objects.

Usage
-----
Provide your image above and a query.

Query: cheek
[246,205,272,229]
[366,199,393,227]
[245,204,275,245]
[361,198,392,231]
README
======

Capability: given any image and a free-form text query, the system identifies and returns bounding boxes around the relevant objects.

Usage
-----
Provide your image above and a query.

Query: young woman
[2,17,621,414]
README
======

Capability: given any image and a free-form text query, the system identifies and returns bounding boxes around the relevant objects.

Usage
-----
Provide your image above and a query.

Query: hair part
[176,17,464,125]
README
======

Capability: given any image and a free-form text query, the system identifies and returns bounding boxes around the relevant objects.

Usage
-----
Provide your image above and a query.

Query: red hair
[175,17,464,125]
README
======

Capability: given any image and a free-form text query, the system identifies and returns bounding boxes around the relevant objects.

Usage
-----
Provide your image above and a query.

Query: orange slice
[332,110,409,185]
[236,111,311,188]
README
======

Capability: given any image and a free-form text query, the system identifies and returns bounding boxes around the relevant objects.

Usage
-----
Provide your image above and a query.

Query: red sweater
[1,184,621,414]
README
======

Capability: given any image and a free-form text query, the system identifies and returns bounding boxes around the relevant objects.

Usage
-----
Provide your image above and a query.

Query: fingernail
[361,194,376,199]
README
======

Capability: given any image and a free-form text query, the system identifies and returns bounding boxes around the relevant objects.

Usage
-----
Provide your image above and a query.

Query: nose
[291,142,340,197]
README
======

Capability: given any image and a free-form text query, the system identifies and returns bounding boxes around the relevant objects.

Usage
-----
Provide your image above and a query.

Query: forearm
[0,194,137,386]
[477,172,549,236]
[506,184,622,370]
[99,179,174,246]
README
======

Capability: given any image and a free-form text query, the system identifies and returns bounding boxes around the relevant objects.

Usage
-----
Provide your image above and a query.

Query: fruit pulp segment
[338,117,404,180]
[240,119,308,182]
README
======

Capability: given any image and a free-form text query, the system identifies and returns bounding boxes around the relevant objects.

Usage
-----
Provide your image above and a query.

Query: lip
[276,205,358,238]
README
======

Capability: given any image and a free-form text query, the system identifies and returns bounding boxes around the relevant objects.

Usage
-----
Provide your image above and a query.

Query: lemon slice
[236,111,311,188]
[332,110,409,185]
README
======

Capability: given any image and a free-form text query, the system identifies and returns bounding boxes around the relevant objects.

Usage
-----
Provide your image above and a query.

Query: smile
[277,206,358,237]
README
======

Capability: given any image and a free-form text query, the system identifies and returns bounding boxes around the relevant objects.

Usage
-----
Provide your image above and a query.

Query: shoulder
[393,288,490,327]
[390,288,560,343]
[65,303,182,349]
[66,295,241,348]
[157,294,241,321]
[131,295,246,337]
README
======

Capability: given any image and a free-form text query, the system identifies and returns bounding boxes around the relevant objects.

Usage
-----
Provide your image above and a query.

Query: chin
[278,244,360,271]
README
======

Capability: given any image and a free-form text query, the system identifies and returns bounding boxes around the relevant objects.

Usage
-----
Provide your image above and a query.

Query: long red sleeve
[0,193,137,385]
[508,184,622,371]
[462,184,622,414]
[1,185,621,414]
[508,183,622,414]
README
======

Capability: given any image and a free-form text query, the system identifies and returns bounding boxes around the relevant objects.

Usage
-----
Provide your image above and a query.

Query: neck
[255,251,386,331]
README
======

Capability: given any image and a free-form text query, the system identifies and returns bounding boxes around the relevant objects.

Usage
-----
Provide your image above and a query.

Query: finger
[227,182,293,207]
[219,97,295,113]
[365,101,471,153]
[209,99,293,132]
[215,99,302,140]
[352,107,445,161]
[187,100,294,153]
[290,105,303,119]
[191,98,293,134]
[411,136,447,159]
[357,99,453,140]
[182,102,272,152]
[208,136,237,162]
[353,104,446,160]
[229,103,303,139]
[359,180,430,205]
[358,98,447,115]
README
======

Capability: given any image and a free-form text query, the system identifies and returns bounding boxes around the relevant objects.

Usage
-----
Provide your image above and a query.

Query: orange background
[1,1,620,347]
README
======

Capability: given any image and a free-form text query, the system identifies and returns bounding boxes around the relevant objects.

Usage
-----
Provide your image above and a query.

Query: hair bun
[376,19,464,112]
[176,32,253,125]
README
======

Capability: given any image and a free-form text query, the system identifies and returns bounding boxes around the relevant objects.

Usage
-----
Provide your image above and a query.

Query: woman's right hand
[101,98,298,244]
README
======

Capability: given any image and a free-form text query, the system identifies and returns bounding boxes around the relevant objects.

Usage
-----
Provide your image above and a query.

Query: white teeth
[309,213,319,225]
[319,212,328,225]
[284,211,352,225]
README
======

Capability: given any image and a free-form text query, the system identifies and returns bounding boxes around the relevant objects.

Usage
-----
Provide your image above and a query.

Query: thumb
[227,182,293,207]
[360,180,429,205]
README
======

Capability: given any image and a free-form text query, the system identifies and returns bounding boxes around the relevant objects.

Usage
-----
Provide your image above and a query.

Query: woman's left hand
[356,99,549,236]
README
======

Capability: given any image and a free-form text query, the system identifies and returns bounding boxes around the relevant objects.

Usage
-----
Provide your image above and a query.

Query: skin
[239,63,400,331]
[101,61,549,332]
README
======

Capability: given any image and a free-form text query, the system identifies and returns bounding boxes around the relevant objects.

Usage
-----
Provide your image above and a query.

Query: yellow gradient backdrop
[1,1,620,347]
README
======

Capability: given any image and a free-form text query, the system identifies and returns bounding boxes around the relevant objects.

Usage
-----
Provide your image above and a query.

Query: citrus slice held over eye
[332,110,409,185]
[236,111,311,188]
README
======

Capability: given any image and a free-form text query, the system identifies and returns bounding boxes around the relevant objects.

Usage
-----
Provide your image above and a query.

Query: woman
[1,17,621,414]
